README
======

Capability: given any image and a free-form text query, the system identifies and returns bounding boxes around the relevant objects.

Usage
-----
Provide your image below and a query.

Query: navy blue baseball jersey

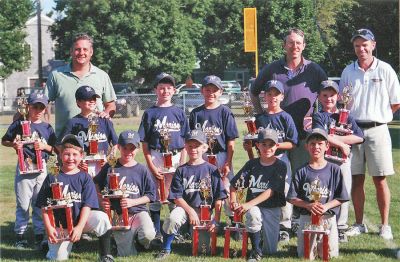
[231,158,286,208]
[312,111,364,139]
[94,162,156,215]
[2,120,56,163]
[138,105,189,151]
[57,114,118,155]
[287,162,349,216]
[255,111,298,155]
[36,171,99,227]
[189,105,239,153]
[168,162,227,208]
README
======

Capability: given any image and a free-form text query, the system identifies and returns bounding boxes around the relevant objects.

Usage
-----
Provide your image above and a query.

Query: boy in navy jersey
[245,80,298,242]
[94,130,156,256]
[231,128,286,260]
[36,135,113,261]
[287,129,349,259]
[58,85,118,177]
[189,75,239,221]
[2,92,56,249]
[312,80,363,242]
[156,129,227,259]
[138,73,189,243]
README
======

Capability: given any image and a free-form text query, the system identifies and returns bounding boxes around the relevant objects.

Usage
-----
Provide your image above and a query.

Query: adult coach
[250,28,327,172]
[46,33,116,136]
[340,29,400,240]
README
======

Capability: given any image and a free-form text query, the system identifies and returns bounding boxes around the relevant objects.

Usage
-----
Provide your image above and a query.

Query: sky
[41,0,56,15]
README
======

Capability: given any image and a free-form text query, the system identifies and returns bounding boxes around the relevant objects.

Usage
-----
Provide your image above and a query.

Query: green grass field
[0,115,399,261]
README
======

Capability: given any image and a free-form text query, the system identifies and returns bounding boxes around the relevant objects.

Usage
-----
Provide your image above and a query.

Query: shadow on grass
[390,127,400,149]
[341,247,396,259]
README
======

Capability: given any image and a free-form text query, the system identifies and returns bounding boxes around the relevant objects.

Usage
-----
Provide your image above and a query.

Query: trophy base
[43,202,74,209]
[84,154,106,162]
[331,126,353,136]
[325,154,347,163]
[243,134,257,141]
[112,225,131,231]
[223,225,248,258]
[102,192,129,199]
[19,168,44,175]
[192,224,217,256]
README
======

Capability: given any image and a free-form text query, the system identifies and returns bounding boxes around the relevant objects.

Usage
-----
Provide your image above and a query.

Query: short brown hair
[283,28,305,44]
[71,33,94,48]
[60,143,84,154]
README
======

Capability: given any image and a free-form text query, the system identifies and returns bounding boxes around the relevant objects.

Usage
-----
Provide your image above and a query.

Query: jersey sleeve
[251,64,271,96]
[142,167,156,202]
[47,124,57,147]
[102,75,117,103]
[35,174,52,208]
[57,120,73,144]
[168,168,184,201]
[93,164,110,191]
[138,111,149,142]
[223,108,239,140]
[45,72,57,102]
[211,168,227,202]
[312,112,327,130]
[284,113,298,145]
[286,169,302,201]
[81,175,100,209]
[1,121,20,142]
[105,119,118,146]
[333,167,350,202]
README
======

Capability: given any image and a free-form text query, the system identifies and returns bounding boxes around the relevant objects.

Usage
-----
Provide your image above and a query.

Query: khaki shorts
[351,124,394,176]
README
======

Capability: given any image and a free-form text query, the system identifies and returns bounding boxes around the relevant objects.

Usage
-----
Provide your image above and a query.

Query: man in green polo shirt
[46,33,116,136]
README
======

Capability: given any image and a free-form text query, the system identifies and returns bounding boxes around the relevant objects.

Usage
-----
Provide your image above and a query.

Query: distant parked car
[221,80,242,105]
[176,83,201,92]
[113,83,140,117]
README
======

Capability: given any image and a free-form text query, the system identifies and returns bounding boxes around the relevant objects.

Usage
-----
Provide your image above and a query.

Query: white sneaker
[379,225,393,240]
[345,223,368,237]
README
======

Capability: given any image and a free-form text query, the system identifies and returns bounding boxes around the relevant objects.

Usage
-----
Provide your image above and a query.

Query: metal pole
[37,0,43,85]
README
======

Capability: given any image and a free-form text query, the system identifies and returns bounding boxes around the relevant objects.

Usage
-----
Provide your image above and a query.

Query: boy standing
[2,92,56,249]
[249,80,298,242]
[94,130,156,256]
[138,73,189,242]
[189,75,239,219]
[312,80,363,242]
[36,135,113,261]
[231,128,286,261]
[58,85,118,177]
[287,128,349,259]
[157,129,227,259]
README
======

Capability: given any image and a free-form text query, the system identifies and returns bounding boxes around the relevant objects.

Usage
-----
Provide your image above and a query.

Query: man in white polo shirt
[340,28,400,240]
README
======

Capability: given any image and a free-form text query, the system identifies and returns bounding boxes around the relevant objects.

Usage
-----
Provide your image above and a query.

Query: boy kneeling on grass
[287,128,349,259]
[231,128,286,262]
[36,135,113,261]
[156,129,227,260]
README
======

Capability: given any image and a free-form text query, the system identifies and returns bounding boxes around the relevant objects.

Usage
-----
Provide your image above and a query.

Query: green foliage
[0,0,34,78]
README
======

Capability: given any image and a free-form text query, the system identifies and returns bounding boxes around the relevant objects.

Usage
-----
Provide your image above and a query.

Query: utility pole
[37,0,43,85]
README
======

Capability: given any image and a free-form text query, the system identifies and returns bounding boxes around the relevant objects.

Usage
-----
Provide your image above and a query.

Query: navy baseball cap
[320,80,339,93]
[351,28,375,42]
[257,128,279,144]
[154,73,176,88]
[185,129,207,144]
[61,134,84,149]
[202,75,223,90]
[27,92,48,106]
[264,80,284,94]
[118,130,140,148]
[306,128,328,142]
[75,85,100,100]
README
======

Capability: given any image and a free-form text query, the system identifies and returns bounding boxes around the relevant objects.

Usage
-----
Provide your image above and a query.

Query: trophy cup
[325,84,353,163]
[158,126,174,203]
[15,97,44,174]
[42,157,74,242]
[204,128,217,166]
[302,177,330,261]
[223,175,248,258]
[192,175,217,257]
[84,112,106,177]
[101,150,130,230]
[242,92,257,159]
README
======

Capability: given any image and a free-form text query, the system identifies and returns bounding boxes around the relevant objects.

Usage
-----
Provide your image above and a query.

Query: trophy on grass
[101,149,130,230]
[15,95,44,174]
[326,84,353,163]
[302,177,330,261]
[84,111,106,177]
[223,175,248,259]
[158,126,174,203]
[242,92,257,159]
[204,128,218,166]
[192,174,217,257]
[42,156,74,242]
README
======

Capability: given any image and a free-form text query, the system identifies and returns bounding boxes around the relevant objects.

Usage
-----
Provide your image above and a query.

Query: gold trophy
[223,174,248,259]
[101,149,130,230]
[42,156,74,242]
[158,126,174,203]
[17,95,31,138]
[242,92,257,159]
[192,174,217,257]
[84,111,106,177]
[303,177,330,260]
[326,84,353,163]
[204,128,217,166]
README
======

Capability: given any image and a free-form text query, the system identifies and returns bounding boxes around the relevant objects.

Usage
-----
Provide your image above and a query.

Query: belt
[153,148,181,156]
[356,121,384,129]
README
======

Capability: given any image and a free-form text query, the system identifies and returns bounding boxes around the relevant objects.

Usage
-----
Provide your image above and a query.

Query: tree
[0,0,33,78]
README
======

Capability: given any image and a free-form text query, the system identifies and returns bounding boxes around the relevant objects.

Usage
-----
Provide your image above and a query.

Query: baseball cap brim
[61,134,84,149]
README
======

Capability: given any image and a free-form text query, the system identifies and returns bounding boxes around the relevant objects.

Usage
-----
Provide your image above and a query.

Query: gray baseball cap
[306,128,328,142]
[257,128,279,144]
[185,129,207,144]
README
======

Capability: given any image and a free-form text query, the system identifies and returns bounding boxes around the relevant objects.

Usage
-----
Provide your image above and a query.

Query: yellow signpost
[243,7,258,76]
